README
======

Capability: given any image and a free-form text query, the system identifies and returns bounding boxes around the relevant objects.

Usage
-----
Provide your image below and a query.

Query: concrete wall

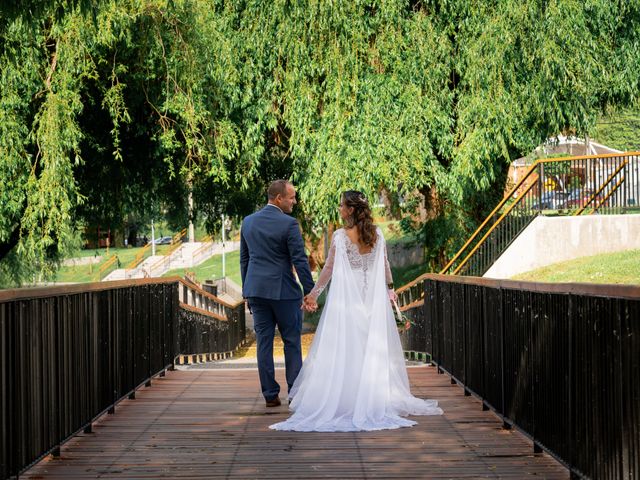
[483,214,640,279]
[387,242,423,269]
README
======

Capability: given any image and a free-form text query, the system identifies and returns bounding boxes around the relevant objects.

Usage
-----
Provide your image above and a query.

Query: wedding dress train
[269,228,442,432]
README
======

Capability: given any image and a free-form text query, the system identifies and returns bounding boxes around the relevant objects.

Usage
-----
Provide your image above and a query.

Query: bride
[270,190,442,432]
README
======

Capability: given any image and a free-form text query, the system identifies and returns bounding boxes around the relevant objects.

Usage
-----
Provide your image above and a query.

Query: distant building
[507,136,623,196]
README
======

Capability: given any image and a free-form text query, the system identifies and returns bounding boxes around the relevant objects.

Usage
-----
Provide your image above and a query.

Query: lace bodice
[309,228,393,300]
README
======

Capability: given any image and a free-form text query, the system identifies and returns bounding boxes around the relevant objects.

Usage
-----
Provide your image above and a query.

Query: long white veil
[270,229,442,432]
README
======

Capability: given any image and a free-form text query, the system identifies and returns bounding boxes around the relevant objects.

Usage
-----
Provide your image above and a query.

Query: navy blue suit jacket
[240,205,315,300]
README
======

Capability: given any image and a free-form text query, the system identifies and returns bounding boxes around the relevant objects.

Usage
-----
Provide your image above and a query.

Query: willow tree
[0,1,249,285]
[236,0,640,266]
[1,0,640,286]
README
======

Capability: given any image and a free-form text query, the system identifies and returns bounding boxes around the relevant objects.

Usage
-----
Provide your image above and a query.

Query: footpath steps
[101,240,240,281]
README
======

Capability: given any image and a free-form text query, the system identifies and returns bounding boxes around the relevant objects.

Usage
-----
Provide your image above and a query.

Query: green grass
[54,263,103,283]
[53,244,173,283]
[511,249,640,284]
[163,249,242,286]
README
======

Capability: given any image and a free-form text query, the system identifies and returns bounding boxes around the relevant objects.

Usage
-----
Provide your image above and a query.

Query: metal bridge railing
[416,274,640,480]
[0,277,246,479]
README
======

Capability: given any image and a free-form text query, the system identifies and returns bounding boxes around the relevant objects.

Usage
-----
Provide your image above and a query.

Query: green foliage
[593,107,640,151]
[2,0,640,286]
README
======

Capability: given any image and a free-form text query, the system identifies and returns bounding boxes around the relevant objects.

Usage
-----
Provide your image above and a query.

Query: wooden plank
[24,367,568,479]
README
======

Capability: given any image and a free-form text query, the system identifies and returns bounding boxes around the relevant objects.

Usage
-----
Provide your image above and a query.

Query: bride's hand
[302,295,318,312]
[387,289,398,303]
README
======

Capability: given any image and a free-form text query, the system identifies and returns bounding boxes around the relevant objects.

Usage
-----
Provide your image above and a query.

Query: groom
[240,179,315,407]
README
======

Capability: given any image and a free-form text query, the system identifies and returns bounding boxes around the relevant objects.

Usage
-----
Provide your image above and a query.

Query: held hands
[387,289,398,304]
[302,295,318,313]
[301,291,395,312]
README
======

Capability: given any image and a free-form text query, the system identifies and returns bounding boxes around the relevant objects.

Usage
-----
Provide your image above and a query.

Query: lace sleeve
[378,228,393,286]
[308,233,337,300]
[384,243,393,286]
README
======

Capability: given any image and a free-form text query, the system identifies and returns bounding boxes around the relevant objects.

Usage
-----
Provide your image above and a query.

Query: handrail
[439,160,541,275]
[126,242,152,269]
[0,274,243,314]
[535,150,640,163]
[398,298,425,312]
[440,151,640,275]
[97,254,119,280]
[149,229,188,275]
[393,151,640,304]
[172,228,187,244]
[593,176,625,212]
[438,156,581,274]
[179,302,227,321]
[0,276,182,302]
[395,273,429,295]
[97,254,117,274]
[191,236,215,261]
[575,159,628,215]
[451,180,537,275]
[178,276,242,309]
[164,239,183,257]
[423,272,640,299]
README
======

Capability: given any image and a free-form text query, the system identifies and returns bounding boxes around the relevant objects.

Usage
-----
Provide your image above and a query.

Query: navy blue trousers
[248,297,303,401]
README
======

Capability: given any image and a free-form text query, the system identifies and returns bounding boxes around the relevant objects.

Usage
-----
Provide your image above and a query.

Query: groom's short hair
[268,179,291,200]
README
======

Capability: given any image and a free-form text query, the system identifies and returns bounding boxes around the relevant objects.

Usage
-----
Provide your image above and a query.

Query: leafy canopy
[1,0,640,284]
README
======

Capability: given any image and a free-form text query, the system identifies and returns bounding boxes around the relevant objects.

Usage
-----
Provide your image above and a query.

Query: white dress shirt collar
[266,203,283,213]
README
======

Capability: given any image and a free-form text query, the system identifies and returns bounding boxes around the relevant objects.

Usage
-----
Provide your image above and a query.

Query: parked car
[153,236,173,245]
[562,189,603,209]
[559,189,584,209]
[532,191,569,210]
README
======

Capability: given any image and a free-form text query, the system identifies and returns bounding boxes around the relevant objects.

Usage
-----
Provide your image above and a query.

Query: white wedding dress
[269,227,442,432]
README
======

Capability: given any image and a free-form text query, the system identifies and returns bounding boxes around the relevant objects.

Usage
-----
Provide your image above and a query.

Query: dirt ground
[234,332,315,360]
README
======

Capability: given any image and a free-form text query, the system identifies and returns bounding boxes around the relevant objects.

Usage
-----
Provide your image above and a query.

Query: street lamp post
[221,214,226,278]
[151,220,156,256]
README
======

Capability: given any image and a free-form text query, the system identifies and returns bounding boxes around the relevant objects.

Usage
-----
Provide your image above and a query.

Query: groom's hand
[302,295,318,312]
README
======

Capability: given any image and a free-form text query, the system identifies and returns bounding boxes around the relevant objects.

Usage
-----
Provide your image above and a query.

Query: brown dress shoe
[265,397,281,407]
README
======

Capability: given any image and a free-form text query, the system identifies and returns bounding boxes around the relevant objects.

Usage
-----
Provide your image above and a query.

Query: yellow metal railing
[173,228,187,244]
[148,228,189,276]
[574,159,628,215]
[97,254,119,281]
[439,158,542,276]
[191,234,214,262]
[395,151,640,306]
[127,242,152,270]
[440,152,639,277]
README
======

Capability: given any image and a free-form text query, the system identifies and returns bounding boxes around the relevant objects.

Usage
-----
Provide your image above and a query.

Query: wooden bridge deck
[25,366,567,479]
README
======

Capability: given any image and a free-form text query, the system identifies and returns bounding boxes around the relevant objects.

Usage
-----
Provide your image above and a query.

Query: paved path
[25,366,567,479]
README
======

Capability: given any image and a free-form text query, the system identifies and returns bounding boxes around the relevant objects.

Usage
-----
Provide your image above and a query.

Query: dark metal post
[500,287,510,430]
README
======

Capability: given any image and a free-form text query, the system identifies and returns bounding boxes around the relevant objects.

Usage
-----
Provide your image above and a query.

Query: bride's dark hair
[342,190,377,248]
